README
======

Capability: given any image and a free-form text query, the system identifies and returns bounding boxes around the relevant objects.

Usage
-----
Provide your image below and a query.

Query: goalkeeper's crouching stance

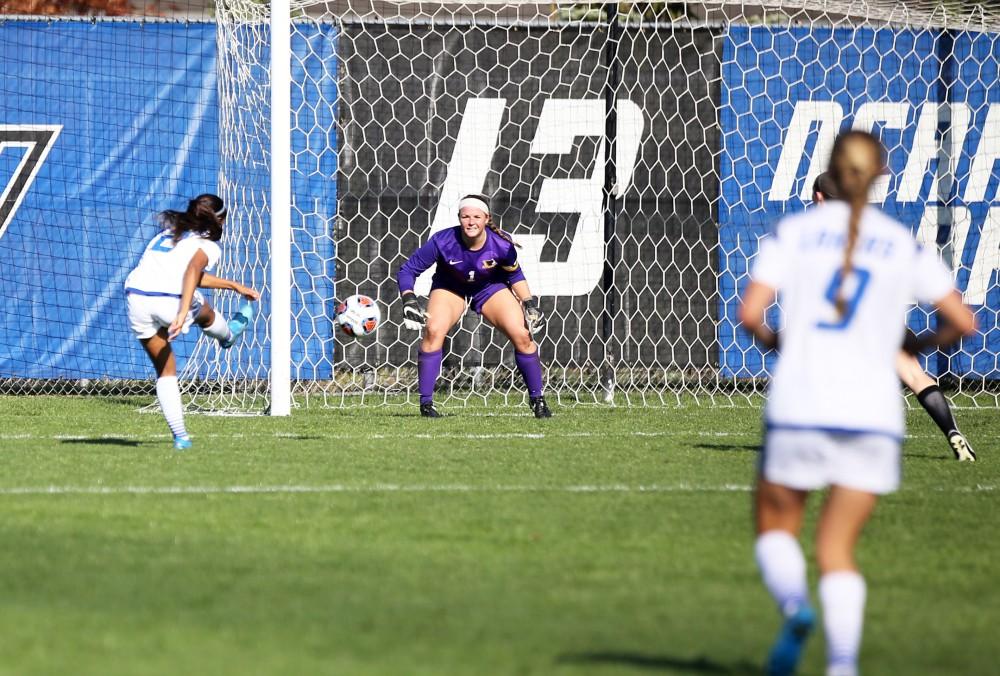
[396,193,551,419]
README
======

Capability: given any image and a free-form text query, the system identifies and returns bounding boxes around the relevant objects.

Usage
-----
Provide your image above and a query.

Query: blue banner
[0,21,220,379]
[0,21,338,381]
[719,25,1000,379]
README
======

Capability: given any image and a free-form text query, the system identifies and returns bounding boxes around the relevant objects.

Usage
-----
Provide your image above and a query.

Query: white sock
[201,311,233,342]
[156,376,188,440]
[755,530,810,617]
[820,571,866,674]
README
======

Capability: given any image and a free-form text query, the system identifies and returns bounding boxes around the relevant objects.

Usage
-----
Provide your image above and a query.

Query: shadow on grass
[693,442,760,453]
[902,452,951,461]
[557,651,759,674]
[59,438,143,448]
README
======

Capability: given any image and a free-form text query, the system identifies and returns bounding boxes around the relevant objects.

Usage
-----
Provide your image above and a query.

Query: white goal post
[270,0,293,416]
[204,0,1000,413]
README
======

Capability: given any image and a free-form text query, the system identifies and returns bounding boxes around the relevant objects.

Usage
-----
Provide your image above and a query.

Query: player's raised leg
[192,300,254,349]
[896,351,975,461]
[815,486,879,676]
[417,288,466,417]
[193,302,231,345]
[480,288,550,418]
[140,329,191,450]
[755,478,814,676]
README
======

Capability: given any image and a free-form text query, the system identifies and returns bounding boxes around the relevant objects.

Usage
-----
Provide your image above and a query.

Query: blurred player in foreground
[397,193,550,418]
[813,171,976,462]
[125,194,259,450]
[740,132,975,676]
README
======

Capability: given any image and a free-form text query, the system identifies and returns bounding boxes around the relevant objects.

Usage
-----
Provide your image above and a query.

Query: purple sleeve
[397,236,439,294]
[499,240,527,285]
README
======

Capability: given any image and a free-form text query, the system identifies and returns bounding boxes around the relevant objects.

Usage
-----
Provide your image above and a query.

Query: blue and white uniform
[124,230,222,339]
[753,201,954,494]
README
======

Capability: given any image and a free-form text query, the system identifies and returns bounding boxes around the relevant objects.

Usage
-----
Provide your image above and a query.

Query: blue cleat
[219,303,254,349]
[765,605,816,676]
[173,435,192,451]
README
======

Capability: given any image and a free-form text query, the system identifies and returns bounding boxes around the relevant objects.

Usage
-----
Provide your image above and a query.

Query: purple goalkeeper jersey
[397,226,526,295]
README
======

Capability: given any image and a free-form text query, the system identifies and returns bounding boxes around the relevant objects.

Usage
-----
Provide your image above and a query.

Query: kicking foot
[220,303,254,349]
[173,435,192,451]
[765,605,815,676]
[529,396,552,419]
[420,402,441,418]
[948,432,976,462]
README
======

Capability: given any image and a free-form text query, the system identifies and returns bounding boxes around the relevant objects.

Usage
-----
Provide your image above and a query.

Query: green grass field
[0,396,995,675]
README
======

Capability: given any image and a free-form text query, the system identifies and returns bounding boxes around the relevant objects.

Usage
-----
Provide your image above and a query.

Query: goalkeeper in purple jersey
[397,193,551,418]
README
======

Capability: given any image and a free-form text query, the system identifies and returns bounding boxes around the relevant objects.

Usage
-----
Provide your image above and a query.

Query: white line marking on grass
[0,483,993,496]
[1,430,948,443]
[0,483,753,496]
[2,431,744,442]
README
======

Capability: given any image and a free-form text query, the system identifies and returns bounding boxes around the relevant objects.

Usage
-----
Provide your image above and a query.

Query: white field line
[0,430,944,441]
[1,431,740,441]
[0,483,752,496]
[0,483,993,496]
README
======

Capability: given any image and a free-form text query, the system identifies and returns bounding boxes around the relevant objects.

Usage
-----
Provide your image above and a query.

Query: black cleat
[530,396,552,419]
[420,402,442,418]
[948,431,976,462]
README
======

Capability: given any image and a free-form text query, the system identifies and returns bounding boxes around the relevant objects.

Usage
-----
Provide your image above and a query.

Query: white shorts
[126,291,205,340]
[762,429,902,495]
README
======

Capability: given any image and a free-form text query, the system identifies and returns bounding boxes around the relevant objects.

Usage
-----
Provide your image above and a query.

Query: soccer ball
[336,294,381,337]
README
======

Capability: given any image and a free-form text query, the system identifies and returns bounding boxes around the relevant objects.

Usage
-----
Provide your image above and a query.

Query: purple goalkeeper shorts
[432,281,511,315]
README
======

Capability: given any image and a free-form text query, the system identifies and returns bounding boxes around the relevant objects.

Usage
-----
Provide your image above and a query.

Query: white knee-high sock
[755,530,810,617]
[156,376,188,440]
[820,571,866,674]
[201,312,233,342]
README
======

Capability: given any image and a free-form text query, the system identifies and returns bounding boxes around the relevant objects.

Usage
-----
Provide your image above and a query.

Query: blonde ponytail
[836,199,864,317]
[828,130,885,318]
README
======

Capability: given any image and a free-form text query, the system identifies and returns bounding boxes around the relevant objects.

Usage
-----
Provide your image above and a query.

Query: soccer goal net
[2,1,997,412]
[205,0,1000,411]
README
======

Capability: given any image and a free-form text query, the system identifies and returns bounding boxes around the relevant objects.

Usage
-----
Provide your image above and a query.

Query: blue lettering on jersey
[802,231,894,258]
[150,234,174,252]
[816,267,872,331]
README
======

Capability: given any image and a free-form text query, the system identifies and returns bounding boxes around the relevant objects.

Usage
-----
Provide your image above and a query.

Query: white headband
[458,197,490,216]
[214,205,227,218]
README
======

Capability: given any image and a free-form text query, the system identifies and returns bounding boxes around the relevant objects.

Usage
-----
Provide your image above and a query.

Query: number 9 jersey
[752,201,955,440]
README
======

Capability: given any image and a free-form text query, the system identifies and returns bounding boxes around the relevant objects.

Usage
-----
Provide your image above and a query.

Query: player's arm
[903,245,976,354]
[199,272,260,301]
[739,228,786,350]
[738,281,779,350]
[903,291,976,353]
[504,253,543,335]
[509,279,532,301]
[498,238,526,284]
[397,238,439,329]
[169,250,210,340]
[397,238,439,298]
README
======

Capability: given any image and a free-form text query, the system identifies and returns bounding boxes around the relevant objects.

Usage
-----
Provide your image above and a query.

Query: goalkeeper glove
[523,297,545,336]
[402,295,427,331]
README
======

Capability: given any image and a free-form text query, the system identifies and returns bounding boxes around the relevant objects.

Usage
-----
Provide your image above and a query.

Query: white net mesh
[204,0,1000,411]
[0,7,220,397]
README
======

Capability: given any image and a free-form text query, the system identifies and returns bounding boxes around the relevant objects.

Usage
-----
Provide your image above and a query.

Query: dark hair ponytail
[827,131,884,317]
[461,193,521,249]
[159,193,226,242]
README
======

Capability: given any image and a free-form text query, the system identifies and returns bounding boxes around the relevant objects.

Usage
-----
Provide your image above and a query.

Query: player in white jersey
[740,132,975,676]
[813,172,976,461]
[125,194,259,450]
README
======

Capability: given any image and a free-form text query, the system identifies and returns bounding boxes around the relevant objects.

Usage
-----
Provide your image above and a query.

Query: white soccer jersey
[124,230,222,297]
[752,201,955,439]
